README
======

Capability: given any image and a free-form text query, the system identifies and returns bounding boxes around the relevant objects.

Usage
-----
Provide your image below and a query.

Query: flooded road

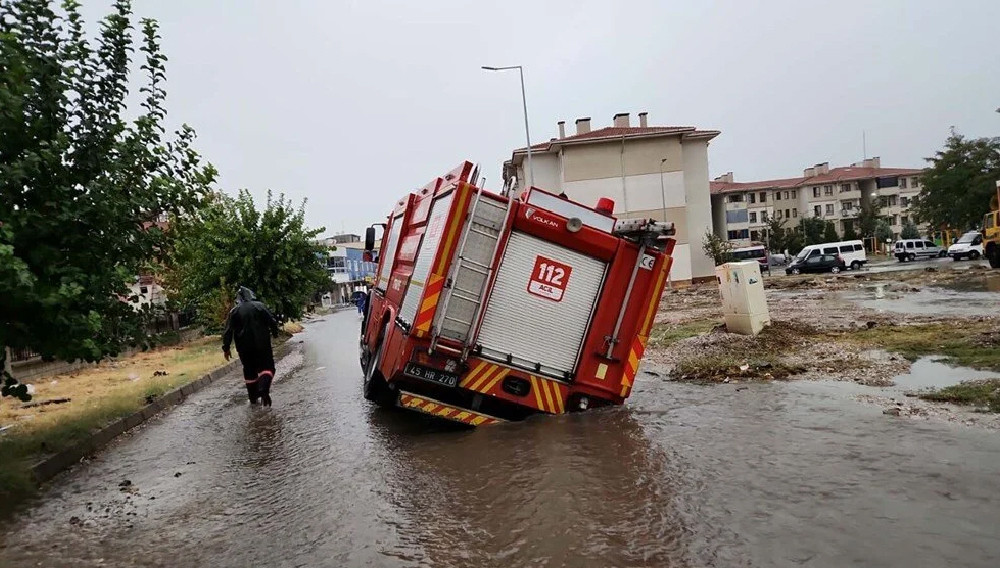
[2,311,1000,567]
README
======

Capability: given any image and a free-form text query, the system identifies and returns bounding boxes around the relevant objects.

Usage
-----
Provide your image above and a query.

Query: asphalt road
[2,311,1000,567]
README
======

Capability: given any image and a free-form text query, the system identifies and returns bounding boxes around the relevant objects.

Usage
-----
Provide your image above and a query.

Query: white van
[894,239,945,262]
[794,240,867,270]
[947,231,984,261]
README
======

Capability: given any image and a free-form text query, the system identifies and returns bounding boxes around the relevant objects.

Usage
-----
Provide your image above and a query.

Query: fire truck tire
[363,322,394,406]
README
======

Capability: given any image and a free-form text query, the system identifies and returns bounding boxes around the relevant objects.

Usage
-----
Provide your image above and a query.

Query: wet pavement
[2,311,1000,567]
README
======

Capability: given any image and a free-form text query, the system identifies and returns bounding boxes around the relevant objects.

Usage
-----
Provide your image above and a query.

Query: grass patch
[649,319,719,348]
[0,335,228,516]
[918,379,1000,412]
[840,322,1000,371]
[673,354,806,383]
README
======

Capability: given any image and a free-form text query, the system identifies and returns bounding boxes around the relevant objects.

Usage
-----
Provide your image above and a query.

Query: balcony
[840,209,858,218]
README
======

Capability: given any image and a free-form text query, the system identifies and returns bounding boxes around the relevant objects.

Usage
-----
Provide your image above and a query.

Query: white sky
[81,0,1000,236]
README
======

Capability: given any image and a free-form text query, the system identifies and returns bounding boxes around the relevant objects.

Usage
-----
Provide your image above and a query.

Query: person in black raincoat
[222,286,280,406]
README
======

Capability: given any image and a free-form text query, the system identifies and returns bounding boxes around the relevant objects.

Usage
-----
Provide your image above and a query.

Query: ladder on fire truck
[429,186,513,359]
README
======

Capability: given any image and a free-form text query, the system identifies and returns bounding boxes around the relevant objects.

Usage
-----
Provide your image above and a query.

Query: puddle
[843,284,1000,317]
[937,274,1000,293]
[892,357,1000,389]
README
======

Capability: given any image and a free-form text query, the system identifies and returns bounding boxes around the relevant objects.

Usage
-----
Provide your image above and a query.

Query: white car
[947,231,984,261]
[894,239,946,262]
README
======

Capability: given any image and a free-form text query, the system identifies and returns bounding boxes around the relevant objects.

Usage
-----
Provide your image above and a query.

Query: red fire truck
[359,162,676,426]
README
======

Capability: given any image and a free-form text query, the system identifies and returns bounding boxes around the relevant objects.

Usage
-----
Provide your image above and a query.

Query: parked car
[794,240,867,270]
[785,254,846,275]
[894,239,946,262]
[947,231,984,261]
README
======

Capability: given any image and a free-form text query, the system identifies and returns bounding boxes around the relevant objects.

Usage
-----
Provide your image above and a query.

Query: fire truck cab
[360,162,676,426]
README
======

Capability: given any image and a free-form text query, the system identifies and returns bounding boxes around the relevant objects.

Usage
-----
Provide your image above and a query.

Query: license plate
[403,362,458,388]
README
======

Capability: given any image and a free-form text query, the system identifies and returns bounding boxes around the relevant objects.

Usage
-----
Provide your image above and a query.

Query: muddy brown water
[2,312,999,567]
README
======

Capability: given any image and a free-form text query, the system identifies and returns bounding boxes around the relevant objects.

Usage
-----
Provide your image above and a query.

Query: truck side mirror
[365,226,376,251]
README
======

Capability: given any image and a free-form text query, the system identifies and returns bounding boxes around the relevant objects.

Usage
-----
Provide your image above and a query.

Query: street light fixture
[482,65,533,189]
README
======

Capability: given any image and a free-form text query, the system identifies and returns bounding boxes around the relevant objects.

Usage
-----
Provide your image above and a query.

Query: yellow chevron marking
[422,402,438,413]
[553,386,565,414]
[529,376,544,410]
[470,416,486,426]
[620,382,630,397]
[469,365,498,392]
[460,361,489,387]
[419,292,440,312]
[540,379,555,413]
[455,411,471,421]
[436,407,453,418]
[481,369,509,394]
[628,349,640,371]
[437,188,471,273]
[596,363,608,381]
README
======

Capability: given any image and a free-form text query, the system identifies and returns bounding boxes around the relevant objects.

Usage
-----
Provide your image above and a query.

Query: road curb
[30,340,295,485]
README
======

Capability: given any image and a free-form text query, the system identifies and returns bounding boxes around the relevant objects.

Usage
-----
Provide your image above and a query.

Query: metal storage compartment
[399,192,455,325]
[475,231,606,378]
[715,261,770,335]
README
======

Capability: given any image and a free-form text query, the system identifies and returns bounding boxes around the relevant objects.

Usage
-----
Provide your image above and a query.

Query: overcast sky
[81,0,1000,236]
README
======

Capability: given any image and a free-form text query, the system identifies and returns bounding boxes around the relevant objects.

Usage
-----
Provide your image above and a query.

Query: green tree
[823,221,839,242]
[875,220,894,245]
[857,197,882,241]
[799,217,826,246]
[911,130,1000,230]
[1,0,215,402]
[764,218,788,253]
[784,231,804,256]
[900,221,921,239]
[167,190,328,329]
[701,230,733,266]
[842,221,859,241]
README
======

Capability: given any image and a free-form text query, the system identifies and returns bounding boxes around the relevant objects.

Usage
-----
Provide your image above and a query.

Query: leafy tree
[857,197,882,240]
[823,221,839,242]
[900,221,921,239]
[799,217,826,246]
[167,190,328,329]
[875,220,894,245]
[1,0,215,402]
[701,230,733,266]
[784,231,804,256]
[764,218,788,253]
[842,221,859,241]
[911,130,1000,230]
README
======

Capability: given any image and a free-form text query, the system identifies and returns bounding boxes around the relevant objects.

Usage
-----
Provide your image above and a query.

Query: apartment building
[504,112,721,283]
[710,158,924,245]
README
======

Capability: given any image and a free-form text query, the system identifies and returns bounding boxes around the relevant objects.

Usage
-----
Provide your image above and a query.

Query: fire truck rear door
[475,231,606,378]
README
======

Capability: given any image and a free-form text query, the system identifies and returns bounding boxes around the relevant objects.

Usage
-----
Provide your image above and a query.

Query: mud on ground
[648,269,999,387]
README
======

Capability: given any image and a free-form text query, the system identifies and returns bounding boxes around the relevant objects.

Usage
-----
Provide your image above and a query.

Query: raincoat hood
[236,286,257,304]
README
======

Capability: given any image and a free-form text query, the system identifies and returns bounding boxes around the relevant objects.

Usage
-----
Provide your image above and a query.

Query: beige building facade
[710,158,924,246]
[504,112,720,283]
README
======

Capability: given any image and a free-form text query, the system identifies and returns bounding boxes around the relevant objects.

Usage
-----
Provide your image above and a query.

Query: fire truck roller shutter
[399,191,456,325]
[476,231,607,378]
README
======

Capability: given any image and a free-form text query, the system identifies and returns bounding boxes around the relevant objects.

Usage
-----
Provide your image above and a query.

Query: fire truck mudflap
[361,162,676,425]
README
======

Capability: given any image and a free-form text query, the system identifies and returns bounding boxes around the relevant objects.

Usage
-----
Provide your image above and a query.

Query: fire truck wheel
[363,322,394,406]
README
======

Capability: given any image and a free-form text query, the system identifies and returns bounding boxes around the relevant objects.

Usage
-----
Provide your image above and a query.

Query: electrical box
[715,261,770,336]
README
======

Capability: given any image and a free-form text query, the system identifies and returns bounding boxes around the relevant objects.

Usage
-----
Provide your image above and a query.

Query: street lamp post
[659,158,668,222]
[482,65,533,189]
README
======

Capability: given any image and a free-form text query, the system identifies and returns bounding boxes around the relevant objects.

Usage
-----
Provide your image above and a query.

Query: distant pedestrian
[355,291,366,318]
[223,286,280,406]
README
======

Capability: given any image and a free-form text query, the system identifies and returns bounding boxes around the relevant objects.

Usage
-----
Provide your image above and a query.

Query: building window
[727,229,750,240]
[749,212,757,223]
[760,192,766,202]
[825,204,834,216]
[776,192,782,201]
[785,209,791,219]
[748,193,756,204]
[840,184,851,193]
[900,196,910,207]
[776,210,782,220]
[891,215,899,225]
[824,185,833,195]
[783,191,790,200]
[761,211,768,222]
[791,190,796,199]
[901,215,909,225]
[728,194,743,203]
[911,177,919,187]
[751,230,760,241]
[812,187,820,198]
[899,178,907,189]
[814,205,822,217]
[140,286,149,295]
[792,208,798,218]
[889,195,898,206]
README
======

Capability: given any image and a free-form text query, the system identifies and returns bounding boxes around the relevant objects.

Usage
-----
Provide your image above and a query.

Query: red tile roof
[514,126,719,153]
[711,167,924,195]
